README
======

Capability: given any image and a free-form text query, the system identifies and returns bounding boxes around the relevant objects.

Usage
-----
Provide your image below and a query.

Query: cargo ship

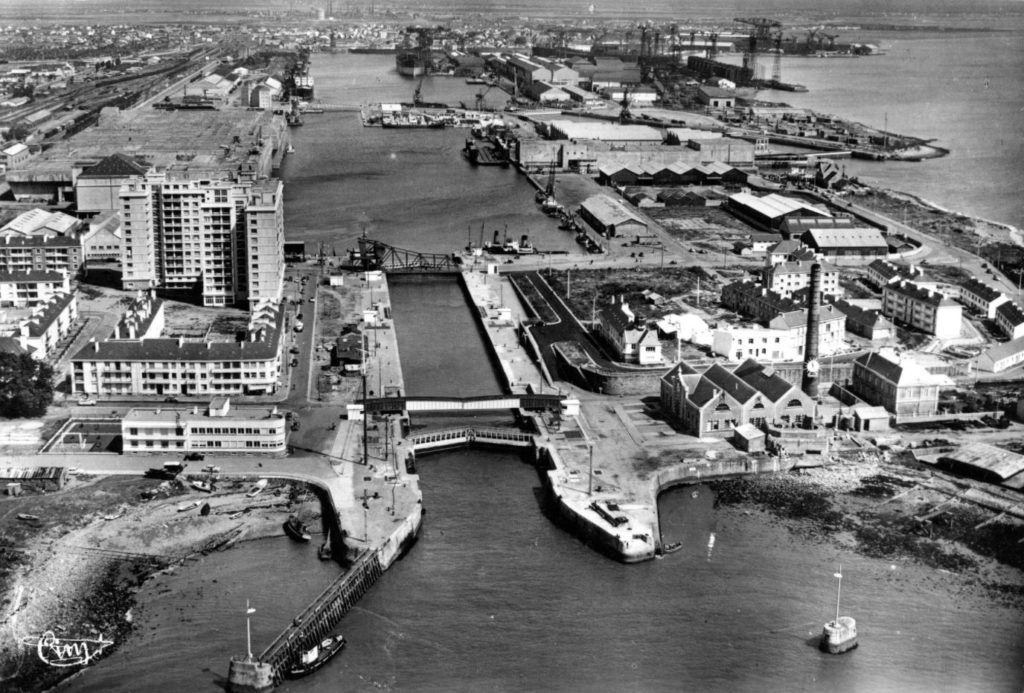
[396,51,429,77]
[381,111,445,129]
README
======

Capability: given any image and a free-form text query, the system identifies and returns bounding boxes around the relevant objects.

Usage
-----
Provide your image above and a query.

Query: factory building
[852,351,944,417]
[578,195,648,237]
[726,192,831,232]
[882,281,962,339]
[799,226,889,261]
[659,359,817,439]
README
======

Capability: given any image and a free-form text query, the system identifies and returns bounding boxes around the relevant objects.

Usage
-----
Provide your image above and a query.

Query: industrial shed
[579,195,648,237]
[934,442,1024,489]
[545,120,663,143]
[801,227,889,259]
[726,192,831,232]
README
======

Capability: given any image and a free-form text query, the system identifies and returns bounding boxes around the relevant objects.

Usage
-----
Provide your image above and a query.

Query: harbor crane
[413,78,423,106]
[734,17,782,83]
[475,84,495,111]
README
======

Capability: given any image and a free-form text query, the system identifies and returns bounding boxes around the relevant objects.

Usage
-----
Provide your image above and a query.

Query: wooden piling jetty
[227,549,384,690]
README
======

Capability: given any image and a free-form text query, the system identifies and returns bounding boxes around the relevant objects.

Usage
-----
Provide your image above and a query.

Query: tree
[0,353,54,418]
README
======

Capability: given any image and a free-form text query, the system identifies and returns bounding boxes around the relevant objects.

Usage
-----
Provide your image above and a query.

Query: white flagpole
[834,565,842,623]
[246,600,254,660]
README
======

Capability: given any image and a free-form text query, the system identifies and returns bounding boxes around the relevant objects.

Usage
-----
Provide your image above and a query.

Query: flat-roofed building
[2,142,31,170]
[882,280,962,339]
[995,301,1024,340]
[545,120,663,143]
[579,194,647,237]
[957,277,1009,319]
[119,173,284,308]
[121,398,286,454]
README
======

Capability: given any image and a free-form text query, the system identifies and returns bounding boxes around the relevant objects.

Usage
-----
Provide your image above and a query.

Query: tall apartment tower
[119,173,284,308]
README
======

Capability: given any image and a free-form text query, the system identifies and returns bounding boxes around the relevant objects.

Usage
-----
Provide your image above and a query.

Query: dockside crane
[735,17,782,83]
[413,78,423,106]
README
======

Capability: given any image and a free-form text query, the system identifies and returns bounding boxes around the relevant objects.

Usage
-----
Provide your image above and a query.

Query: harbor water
[68,44,1024,692]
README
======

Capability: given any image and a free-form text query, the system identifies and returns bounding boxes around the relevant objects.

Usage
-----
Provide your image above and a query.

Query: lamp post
[588,442,594,496]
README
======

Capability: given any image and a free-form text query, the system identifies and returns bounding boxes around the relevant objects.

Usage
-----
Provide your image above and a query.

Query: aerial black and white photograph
[0,1,1021,691]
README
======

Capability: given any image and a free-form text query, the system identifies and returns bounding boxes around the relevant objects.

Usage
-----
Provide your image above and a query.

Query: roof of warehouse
[938,442,1024,481]
[729,192,831,220]
[547,120,663,142]
[805,227,888,249]
[580,195,647,228]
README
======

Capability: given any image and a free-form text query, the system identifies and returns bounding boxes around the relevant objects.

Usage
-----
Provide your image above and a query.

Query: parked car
[164,396,179,403]
[290,346,300,354]
[309,297,316,303]
[291,358,299,367]
[78,395,96,406]
[184,452,205,462]
[202,464,221,474]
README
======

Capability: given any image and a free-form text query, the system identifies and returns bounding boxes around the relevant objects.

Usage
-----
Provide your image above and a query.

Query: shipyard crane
[735,17,782,84]
[705,32,719,60]
[475,84,495,111]
[618,86,632,123]
[413,78,424,106]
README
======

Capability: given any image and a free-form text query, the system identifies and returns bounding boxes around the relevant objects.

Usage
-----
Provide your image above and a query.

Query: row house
[0,269,69,307]
[660,359,817,438]
[830,298,893,342]
[8,290,78,360]
[0,233,82,275]
[957,277,1009,319]
[995,301,1024,340]
[882,280,962,339]
[865,259,919,291]
[596,298,662,365]
[720,280,801,325]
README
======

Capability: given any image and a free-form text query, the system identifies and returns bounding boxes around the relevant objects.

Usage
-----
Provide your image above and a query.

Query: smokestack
[801,262,822,398]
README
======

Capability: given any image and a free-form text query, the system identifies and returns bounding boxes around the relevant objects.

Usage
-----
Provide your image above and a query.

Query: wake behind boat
[285,634,345,679]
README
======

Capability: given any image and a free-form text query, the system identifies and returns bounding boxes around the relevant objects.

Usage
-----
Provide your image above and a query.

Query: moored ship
[382,112,445,129]
[396,51,429,77]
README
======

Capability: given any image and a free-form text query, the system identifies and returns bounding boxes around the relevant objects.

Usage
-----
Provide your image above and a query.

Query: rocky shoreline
[0,476,320,693]
[710,464,1024,610]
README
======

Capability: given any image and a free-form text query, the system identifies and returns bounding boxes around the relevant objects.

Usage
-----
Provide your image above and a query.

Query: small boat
[285,634,345,679]
[247,479,268,498]
[191,479,213,493]
[820,564,858,654]
[284,516,311,542]
[16,513,40,522]
[177,500,201,513]
[318,529,332,561]
[662,541,683,554]
[229,510,245,520]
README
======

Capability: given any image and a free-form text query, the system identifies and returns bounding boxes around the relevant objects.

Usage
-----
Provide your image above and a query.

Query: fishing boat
[283,516,311,542]
[246,479,268,498]
[177,500,201,513]
[16,513,40,522]
[661,541,683,554]
[191,479,213,493]
[285,634,345,679]
[820,564,858,654]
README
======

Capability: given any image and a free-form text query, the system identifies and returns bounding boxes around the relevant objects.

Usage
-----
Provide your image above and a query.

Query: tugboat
[283,515,311,542]
[285,634,345,679]
[820,564,858,654]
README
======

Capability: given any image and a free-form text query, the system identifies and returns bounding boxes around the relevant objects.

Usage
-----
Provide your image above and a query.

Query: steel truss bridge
[353,237,461,273]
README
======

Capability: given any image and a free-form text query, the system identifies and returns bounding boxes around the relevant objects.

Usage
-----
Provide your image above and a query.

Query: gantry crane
[734,17,782,83]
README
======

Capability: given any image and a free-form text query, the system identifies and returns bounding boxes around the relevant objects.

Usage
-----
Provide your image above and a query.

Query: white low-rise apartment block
[976,336,1024,374]
[994,301,1024,340]
[762,260,841,298]
[957,277,1009,319]
[121,397,286,453]
[882,280,962,339]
